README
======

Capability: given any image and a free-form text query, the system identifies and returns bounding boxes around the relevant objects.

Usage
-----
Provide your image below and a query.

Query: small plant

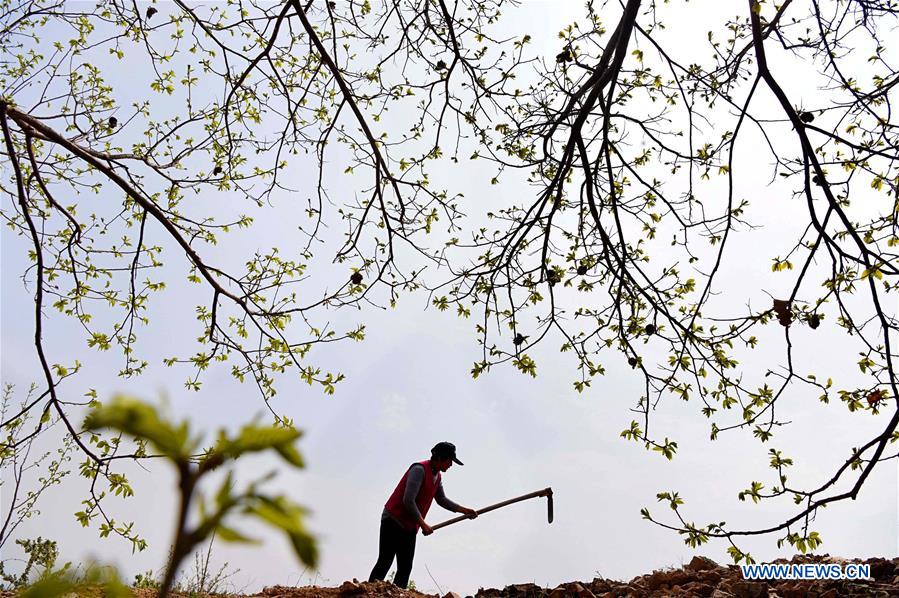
[0,383,74,573]
[18,562,129,598]
[387,571,416,591]
[133,569,161,590]
[18,395,317,597]
[179,534,241,596]
[0,537,58,588]
[84,395,318,596]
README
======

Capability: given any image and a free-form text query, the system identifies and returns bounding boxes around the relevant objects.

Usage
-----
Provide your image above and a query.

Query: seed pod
[799,111,814,123]
[513,333,527,346]
[868,390,884,407]
[809,314,820,329]
[436,60,447,70]
[146,6,157,18]
[628,357,638,368]
[577,265,588,276]
[213,166,223,176]
[773,299,792,327]
[644,324,656,335]
[107,116,118,128]
[350,271,363,285]
[556,49,572,64]
[546,270,561,286]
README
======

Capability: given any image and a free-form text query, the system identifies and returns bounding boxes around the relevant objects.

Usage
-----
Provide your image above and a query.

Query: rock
[697,570,724,585]
[643,569,691,591]
[443,593,463,598]
[728,581,768,598]
[573,584,595,598]
[682,582,716,597]
[686,556,721,572]
[774,582,806,598]
[503,582,544,596]
[543,584,595,598]
[589,579,611,594]
[549,585,567,598]
[866,558,894,581]
[711,590,735,598]
[502,583,547,598]
[261,586,294,597]
[338,580,366,595]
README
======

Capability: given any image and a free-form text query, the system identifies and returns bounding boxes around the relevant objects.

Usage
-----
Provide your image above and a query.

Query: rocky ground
[14,554,899,597]
[249,555,899,598]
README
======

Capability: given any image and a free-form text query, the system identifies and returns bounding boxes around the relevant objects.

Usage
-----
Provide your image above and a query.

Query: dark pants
[369,516,417,588]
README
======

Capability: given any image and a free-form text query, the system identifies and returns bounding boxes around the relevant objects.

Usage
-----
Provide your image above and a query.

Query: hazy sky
[2,1,898,596]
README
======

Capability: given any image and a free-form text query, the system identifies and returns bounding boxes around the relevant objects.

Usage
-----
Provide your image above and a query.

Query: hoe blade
[546,488,554,524]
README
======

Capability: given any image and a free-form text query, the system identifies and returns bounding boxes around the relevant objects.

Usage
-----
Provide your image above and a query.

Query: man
[369,442,477,588]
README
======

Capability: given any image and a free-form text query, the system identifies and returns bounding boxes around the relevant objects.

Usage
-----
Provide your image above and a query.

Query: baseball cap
[431,441,464,465]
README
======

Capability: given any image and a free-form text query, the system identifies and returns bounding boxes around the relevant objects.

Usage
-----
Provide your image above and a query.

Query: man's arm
[435,479,478,519]
[402,464,433,534]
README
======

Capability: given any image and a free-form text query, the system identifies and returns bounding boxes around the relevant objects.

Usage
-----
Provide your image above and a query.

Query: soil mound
[256,580,435,598]
[474,554,897,598]
[254,555,899,598]
[52,554,899,597]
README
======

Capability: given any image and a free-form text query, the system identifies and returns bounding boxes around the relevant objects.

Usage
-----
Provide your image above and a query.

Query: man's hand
[460,507,478,519]
[421,522,434,536]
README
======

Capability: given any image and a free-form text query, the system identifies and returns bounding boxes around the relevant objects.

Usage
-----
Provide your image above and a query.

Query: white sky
[2,1,898,596]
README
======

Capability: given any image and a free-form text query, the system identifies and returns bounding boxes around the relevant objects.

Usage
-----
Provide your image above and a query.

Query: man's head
[430,441,463,472]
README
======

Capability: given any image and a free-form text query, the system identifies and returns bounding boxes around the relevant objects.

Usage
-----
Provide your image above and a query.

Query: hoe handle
[430,487,553,531]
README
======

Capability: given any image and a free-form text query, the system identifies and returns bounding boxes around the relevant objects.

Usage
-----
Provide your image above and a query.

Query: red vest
[384,460,441,532]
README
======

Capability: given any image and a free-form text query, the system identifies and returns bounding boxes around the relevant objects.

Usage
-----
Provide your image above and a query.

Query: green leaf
[20,574,76,598]
[215,525,258,544]
[84,395,194,460]
[22,565,128,598]
[247,495,317,567]
[210,424,303,466]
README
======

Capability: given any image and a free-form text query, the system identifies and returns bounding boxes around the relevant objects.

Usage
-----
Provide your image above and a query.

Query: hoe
[431,487,554,532]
